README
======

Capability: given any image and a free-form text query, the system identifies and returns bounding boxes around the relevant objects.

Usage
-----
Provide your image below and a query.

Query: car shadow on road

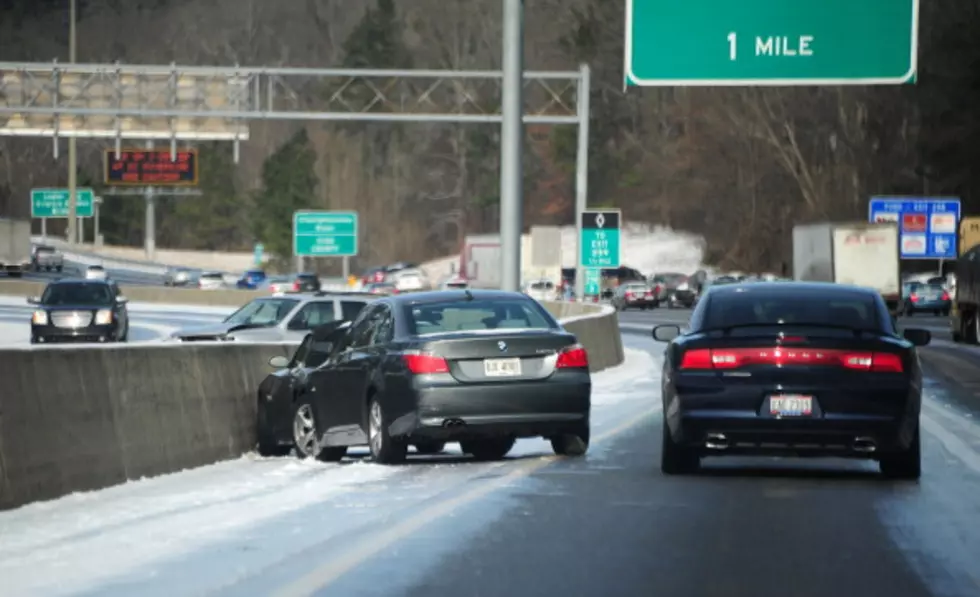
[690,460,889,483]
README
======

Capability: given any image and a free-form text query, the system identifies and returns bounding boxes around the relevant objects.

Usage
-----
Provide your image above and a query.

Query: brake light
[556,344,589,369]
[292,280,301,291]
[942,291,950,301]
[402,353,449,374]
[909,293,919,302]
[678,347,904,372]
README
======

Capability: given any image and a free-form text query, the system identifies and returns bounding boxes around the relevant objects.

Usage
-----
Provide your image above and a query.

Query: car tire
[551,424,590,457]
[660,416,700,475]
[413,440,446,455]
[292,399,347,462]
[879,425,921,480]
[368,398,407,464]
[461,437,515,461]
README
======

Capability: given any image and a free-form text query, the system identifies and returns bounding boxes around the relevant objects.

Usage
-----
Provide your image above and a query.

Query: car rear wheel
[368,399,407,464]
[413,440,446,455]
[551,424,590,457]
[461,437,515,461]
[292,400,346,462]
[660,416,700,475]
[879,425,921,480]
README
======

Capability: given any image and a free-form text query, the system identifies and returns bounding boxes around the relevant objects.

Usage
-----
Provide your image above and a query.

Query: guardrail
[0,298,622,511]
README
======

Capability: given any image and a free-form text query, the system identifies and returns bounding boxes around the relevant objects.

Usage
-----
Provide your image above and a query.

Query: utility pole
[66,0,78,244]
[499,0,525,292]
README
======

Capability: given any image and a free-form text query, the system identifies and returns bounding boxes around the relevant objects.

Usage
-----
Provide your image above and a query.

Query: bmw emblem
[498,341,507,352]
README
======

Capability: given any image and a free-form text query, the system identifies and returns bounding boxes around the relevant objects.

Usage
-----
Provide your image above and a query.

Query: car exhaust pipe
[442,418,466,428]
[852,437,877,453]
[705,432,729,450]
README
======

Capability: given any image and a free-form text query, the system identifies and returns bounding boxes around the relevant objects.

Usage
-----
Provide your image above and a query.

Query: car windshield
[223,298,299,326]
[41,283,113,306]
[36,247,54,254]
[407,298,558,335]
[89,266,104,271]
[201,273,222,280]
[703,292,882,332]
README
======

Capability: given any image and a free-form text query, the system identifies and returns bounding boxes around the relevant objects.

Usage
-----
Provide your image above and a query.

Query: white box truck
[792,221,901,311]
[0,218,31,277]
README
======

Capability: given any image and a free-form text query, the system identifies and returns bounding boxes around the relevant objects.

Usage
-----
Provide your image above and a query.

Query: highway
[1,318,980,596]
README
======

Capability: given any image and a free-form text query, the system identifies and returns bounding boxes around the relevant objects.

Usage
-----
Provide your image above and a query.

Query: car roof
[388,289,527,305]
[49,277,111,286]
[707,281,879,300]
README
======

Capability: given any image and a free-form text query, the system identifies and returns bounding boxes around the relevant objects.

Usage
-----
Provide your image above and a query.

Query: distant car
[163,267,193,286]
[198,272,225,290]
[277,290,592,464]
[363,282,399,295]
[650,273,689,305]
[653,281,930,479]
[170,292,376,342]
[31,245,64,272]
[389,268,430,292]
[523,279,556,302]
[901,282,950,316]
[84,265,107,280]
[236,269,266,290]
[441,277,470,290]
[611,282,657,310]
[266,273,321,294]
[29,278,129,344]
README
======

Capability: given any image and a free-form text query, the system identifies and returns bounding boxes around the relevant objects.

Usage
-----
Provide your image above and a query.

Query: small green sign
[293,211,358,257]
[584,268,601,296]
[625,0,918,86]
[31,188,94,218]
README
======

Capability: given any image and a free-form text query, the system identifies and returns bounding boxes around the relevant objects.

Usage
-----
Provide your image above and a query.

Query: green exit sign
[625,0,918,86]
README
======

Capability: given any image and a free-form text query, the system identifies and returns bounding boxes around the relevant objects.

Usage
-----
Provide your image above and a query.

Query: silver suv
[170,292,377,342]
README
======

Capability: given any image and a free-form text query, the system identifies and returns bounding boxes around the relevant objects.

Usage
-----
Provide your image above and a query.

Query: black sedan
[29,278,130,344]
[652,281,930,479]
[266,289,592,464]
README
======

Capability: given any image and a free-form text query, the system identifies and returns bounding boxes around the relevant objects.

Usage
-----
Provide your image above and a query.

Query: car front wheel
[292,399,346,462]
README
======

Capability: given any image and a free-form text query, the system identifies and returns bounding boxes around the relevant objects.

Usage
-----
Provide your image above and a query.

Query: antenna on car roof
[464,289,474,301]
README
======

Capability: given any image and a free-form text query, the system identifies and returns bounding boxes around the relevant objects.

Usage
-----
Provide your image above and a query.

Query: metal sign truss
[0,61,585,163]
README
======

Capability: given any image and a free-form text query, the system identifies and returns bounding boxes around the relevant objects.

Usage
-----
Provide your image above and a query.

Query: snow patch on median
[591,347,660,404]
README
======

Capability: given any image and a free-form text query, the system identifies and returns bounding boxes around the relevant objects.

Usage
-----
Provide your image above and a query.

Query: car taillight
[909,293,918,302]
[942,291,950,301]
[402,353,449,374]
[292,280,301,291]
[679,347,904,372]
[556,344,589,369]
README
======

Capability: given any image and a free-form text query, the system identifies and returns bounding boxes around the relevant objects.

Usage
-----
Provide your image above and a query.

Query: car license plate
[769,394,813,417]
[484,358,522,377]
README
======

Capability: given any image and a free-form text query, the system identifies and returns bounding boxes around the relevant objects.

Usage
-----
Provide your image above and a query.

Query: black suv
[29,278,130,344]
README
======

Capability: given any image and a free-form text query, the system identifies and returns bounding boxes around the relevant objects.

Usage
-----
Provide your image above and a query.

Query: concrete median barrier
[0,299,622,511]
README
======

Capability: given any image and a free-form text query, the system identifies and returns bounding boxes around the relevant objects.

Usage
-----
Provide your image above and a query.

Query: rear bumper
[32,323,119,343]
[397,376,591,440]
[907,300,949,312]
[666,388,919,457]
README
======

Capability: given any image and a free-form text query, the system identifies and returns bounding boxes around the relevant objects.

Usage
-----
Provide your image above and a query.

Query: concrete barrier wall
[0,298,623,511]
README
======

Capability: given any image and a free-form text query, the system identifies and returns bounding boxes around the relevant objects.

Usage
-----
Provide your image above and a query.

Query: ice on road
[0,346,659,597]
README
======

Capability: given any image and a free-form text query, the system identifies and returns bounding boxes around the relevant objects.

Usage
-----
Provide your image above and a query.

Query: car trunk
[419,330,578,382]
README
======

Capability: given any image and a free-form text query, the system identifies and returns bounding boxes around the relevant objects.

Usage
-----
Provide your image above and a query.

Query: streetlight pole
[66,0,78,244]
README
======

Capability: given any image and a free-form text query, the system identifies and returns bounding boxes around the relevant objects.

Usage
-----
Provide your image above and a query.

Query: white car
[84,265,107,280]
[391,268,430,292]
[441,277,469,290]
[198,272,225,290]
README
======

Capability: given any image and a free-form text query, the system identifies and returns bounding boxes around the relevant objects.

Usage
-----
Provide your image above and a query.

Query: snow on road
[0,345,659,597]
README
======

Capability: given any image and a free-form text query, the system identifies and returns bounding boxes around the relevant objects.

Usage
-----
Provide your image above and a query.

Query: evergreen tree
[251,129,319,261]
[166,143,245,250]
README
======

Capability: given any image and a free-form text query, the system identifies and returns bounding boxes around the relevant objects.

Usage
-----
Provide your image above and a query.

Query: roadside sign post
[625,0,919,86]
[584,268,601,296]
[868,196,961,261]
[579,209,622,298]
[32,188,95,242]
[293,211,359,276]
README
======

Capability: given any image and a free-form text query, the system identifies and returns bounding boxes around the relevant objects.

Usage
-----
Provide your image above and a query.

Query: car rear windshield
[42,283,113,306]
[224,298,299,326]
[200,273,222,280]
[529,281,554,290]
[407,298,558,335]
[703,292,882,331]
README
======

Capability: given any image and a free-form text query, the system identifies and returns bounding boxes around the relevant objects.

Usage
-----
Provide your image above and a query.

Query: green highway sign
[625,0,918,86]
[580,209,621,269]
[584,268,601,296]
[31,188,95,218]
[293,210,358,257]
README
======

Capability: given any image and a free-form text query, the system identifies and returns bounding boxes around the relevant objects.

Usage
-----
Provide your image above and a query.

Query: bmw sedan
[653,281,930,479]
[283,289,592,464]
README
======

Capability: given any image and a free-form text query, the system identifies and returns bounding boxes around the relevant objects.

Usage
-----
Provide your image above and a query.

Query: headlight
[32,310,48,325]
[94,309,113,325]
[677,282,689,290]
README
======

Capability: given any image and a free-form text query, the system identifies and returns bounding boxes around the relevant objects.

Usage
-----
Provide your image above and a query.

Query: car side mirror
[27,296,39,305]
[652,324,681,342]
[269,355,290,368]
[287,318,307,330]
[903,328,931,347]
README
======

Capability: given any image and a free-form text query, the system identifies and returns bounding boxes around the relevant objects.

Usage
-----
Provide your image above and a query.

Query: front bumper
[32,323,119,343]
[397,376,591,441]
